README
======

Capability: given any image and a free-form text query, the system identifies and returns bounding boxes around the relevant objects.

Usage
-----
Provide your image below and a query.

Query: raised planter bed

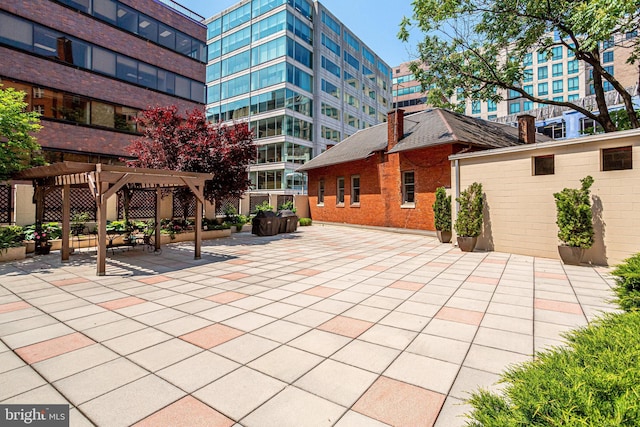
[160,229,231,244]
[0,246,26,262]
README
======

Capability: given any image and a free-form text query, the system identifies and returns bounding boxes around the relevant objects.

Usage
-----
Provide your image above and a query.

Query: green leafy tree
[399,0,640,132]
[553,176,594,248]
[0,85,44,180]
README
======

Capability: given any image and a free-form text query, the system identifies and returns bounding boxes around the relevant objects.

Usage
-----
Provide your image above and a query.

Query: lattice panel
[118,190,156,219]
[0,185,11,223]
[277,195,293,209]
[44,187,96,222]
[215,196,240,216]
[173,192,196,218]
[249,194,269,213]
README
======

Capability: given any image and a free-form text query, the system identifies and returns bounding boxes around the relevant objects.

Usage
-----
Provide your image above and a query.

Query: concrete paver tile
[3,323,76,349]
[384,352,459,394]
[434,307,484,326]
[353,376,445,427]
[248,345,323,383]
[331,339,400,374]
[334,411,390,427]
[102,328,171,355]
[212,334,279,364]
[407,334,471,364]
[289,329,351,357]
[180,324,244,349]
[16,332,95,364]
[134,396,234,427]
[358,324,418,350]
[221,312,276,332]
[79,375,185,427]
[0,366,47,401]
[32,343,119,382]
[128,338,202,371]
[463,344,532,375]
[379,311,430,331]
[449,366,503,400]
[295,359,377,407]
[194,367,285,420]
[242,386,345,427]
[156,352,240,393]
[252,320,310,343]
[433,396,471,427]
[473,327,533,355]
[284,309,336,327]
[53,357,148,405]
[318,315,374,338]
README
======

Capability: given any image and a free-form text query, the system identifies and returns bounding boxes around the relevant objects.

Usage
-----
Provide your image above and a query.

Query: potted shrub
[454,182,484,252]
[433,186,452,243]
[71,211,90,236]
[553,176,594,265]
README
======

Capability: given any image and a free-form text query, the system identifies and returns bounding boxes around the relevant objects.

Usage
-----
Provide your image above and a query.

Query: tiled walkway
[0,225,616,426]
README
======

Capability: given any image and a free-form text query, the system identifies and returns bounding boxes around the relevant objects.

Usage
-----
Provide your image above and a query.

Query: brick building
[0,0,206,163]
[298,109,549,231]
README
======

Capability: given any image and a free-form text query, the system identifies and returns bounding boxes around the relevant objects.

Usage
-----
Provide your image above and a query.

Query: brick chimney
[387,109,405,151]
[517,114,536,144]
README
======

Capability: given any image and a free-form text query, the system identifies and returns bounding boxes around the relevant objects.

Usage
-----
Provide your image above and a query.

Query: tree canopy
[0,85,44,181]
[399,0,640,132]
[125,106,256,204]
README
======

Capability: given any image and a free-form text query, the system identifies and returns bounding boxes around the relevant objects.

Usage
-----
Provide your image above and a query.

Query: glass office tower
[204,0,392,193]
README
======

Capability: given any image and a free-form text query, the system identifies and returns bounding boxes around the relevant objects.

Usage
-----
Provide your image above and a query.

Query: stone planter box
[0,246,26,262]
[24,240,35,254]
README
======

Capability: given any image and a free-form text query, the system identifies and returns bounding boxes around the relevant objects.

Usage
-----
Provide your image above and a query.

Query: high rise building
[204,0,392,193]
[392,62,430,114]
[0,0,207,164]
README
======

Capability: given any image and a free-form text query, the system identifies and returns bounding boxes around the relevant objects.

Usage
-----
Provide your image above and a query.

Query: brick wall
[38,121,137,157]
[2,0,205,81]
[307,145,453,230]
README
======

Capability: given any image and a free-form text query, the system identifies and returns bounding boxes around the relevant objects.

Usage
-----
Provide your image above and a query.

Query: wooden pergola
[16,162,212,276]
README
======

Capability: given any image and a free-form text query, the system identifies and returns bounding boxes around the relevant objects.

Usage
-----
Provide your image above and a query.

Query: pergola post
[61,184,70,261]
[195,193,202,260]
[96,179,107,276]
[155,186,161,252]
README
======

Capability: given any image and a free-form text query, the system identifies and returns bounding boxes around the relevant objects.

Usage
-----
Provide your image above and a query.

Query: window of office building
[523,100,533,111]
[538,66,548,80]
[322,125,340,142]
[523,53,533,66]
[336,177,345,205]
[553,95,564,102]
[523,85,533,96]
[523,69,533,82]
[344,51,359,71]
[222,26,251,54]
[538,120,566,139]
[603,50,614,63]
[251,170,283,190]
[322,56,340,78]
[402,171,415,205]
[287,14,312,45]
[252,10,286,42]
[568,93,579,101]
[344,31,360,51]
[487,100,497,112]
[252,36,286,66]
[321,10,340,36]
[321,33,340,56]
[322,79,340,99]
[351,175,360,205]
[288,0,312,20]
[567,59,579,74]
[321,102,339,120]
[222,73,251,98]
[538,82,549,96]
[252,0,286,18]
[533,155,554,175]
[552,79,563,93]
[509,102,521,114]
[552,46,563,60]
[287,38,312,68]
[207,62,221,83]
[221,50,251,77]
[223,2,251,32]
[471,101,481,114]
[344,113,359,128]
[250,62,285,91]
[362,47,375,65]
[344,92,359,108]
[568,77,579,92]
[287,63,313,92]
[602,146,632,171]
[537,51,548,63]
[552,63,563,77]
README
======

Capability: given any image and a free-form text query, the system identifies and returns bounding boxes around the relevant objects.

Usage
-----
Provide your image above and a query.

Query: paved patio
[0,224,617,426]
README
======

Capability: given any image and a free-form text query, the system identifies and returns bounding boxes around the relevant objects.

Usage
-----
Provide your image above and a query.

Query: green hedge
[611,253,640,312]
[466,311,640,426]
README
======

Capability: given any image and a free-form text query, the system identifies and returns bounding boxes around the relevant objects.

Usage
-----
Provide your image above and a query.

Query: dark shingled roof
[298,108,551,171]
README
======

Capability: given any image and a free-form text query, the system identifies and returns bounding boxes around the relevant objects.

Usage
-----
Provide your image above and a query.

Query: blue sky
[177,0,421,67]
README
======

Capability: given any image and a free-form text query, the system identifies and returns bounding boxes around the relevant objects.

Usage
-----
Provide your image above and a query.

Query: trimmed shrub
[433,186,451,232]
[466,311,640,426]
[611,252,640,312]
[454,182,483,237]
[299,218,312,226]
[553,175,594,248]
